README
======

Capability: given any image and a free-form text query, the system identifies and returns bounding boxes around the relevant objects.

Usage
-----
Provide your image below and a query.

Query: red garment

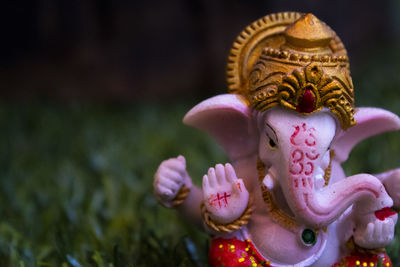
[209,238,272,267]
[209,237,392,267]
[332,252,392,267]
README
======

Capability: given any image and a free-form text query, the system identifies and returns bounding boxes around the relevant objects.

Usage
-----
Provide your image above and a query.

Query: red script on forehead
[289,123,319,189]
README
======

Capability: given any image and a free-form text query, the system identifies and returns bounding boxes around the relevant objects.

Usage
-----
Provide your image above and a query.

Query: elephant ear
[332,107,400,163]
[183,94,258,162]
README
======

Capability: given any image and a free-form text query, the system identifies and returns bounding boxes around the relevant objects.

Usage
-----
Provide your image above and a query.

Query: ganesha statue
[153,12,400,266]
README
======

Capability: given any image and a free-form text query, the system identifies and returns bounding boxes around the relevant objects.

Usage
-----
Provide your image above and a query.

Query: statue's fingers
[215,164,225,185]
[372,221,383,241]
[157,184,174,200]
[208,167,217,187]
[177,155,186,165]
[225,163,237,182]
[161,169,183,184]
[176,155,189,176]
[202,175,210,190]
[159,177,180,193]
[382,219,394,241]
[163,157,186,174]
[365,222,374,241]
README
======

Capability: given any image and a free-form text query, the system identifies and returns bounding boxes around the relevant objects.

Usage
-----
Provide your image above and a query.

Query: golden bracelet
[171,185,190,207]
[200,198,253,233]
[156,184,190,208]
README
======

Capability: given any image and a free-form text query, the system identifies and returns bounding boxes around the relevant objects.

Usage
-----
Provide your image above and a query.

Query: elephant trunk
[281,122,392,228]
[286,171,392,228]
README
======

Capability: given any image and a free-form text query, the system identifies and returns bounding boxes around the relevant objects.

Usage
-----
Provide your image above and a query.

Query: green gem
[301,229,316,246]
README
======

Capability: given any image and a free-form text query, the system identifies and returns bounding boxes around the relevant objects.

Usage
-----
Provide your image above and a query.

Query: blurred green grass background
[1,47,400,266]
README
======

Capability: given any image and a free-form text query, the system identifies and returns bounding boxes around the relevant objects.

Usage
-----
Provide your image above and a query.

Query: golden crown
[226,12,355,129]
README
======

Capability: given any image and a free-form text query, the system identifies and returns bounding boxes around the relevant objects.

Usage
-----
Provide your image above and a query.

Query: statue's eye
[265,124,278,150]
[267,137,277,150]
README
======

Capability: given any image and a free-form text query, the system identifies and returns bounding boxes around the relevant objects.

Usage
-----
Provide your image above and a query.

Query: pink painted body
[153,94,400,266]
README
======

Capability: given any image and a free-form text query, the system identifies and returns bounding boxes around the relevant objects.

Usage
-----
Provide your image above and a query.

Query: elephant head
[184,94,400,229]
[183,13,400,229]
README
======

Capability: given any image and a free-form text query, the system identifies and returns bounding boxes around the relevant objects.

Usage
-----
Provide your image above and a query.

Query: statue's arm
[175,184,204,229]
[153,155,204,229]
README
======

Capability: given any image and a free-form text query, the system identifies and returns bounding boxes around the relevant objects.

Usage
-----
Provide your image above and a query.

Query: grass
[0,101,228,266]
[1,47,400,266]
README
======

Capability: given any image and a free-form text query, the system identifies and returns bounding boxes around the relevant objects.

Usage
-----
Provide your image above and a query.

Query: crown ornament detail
[226,12,355,129]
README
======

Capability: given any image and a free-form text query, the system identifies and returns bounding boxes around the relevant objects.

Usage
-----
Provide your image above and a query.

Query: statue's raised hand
[353,212,398,249]
[203,163,249,224]
[154,155,191,208]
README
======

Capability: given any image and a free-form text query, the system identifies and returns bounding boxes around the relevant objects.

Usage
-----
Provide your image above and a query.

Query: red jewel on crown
[296,86,315,113]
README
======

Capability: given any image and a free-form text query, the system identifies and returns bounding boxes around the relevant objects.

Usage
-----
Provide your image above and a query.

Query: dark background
[1,0,400,103]
[1,1,400,265]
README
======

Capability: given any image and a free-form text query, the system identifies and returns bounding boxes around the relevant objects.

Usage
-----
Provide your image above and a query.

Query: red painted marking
[290,125,300,145]
[375,207,397,221]
[223,192,231,206]
[305,133,316,146]
[237,182,242,192]
[291,149,304,162]
[209,194,222,208]
[211,192,232,208]
[216,193,222,208]
[208,194,216,207]
[305,150,319,160]
[289,123,321,194]
[304,162,314,175]
[307,178,313,188]
[289,162,304,175]
[224,192,231,206]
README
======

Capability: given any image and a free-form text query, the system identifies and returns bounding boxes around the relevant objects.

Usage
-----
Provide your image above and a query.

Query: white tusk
[263,174,275,190]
